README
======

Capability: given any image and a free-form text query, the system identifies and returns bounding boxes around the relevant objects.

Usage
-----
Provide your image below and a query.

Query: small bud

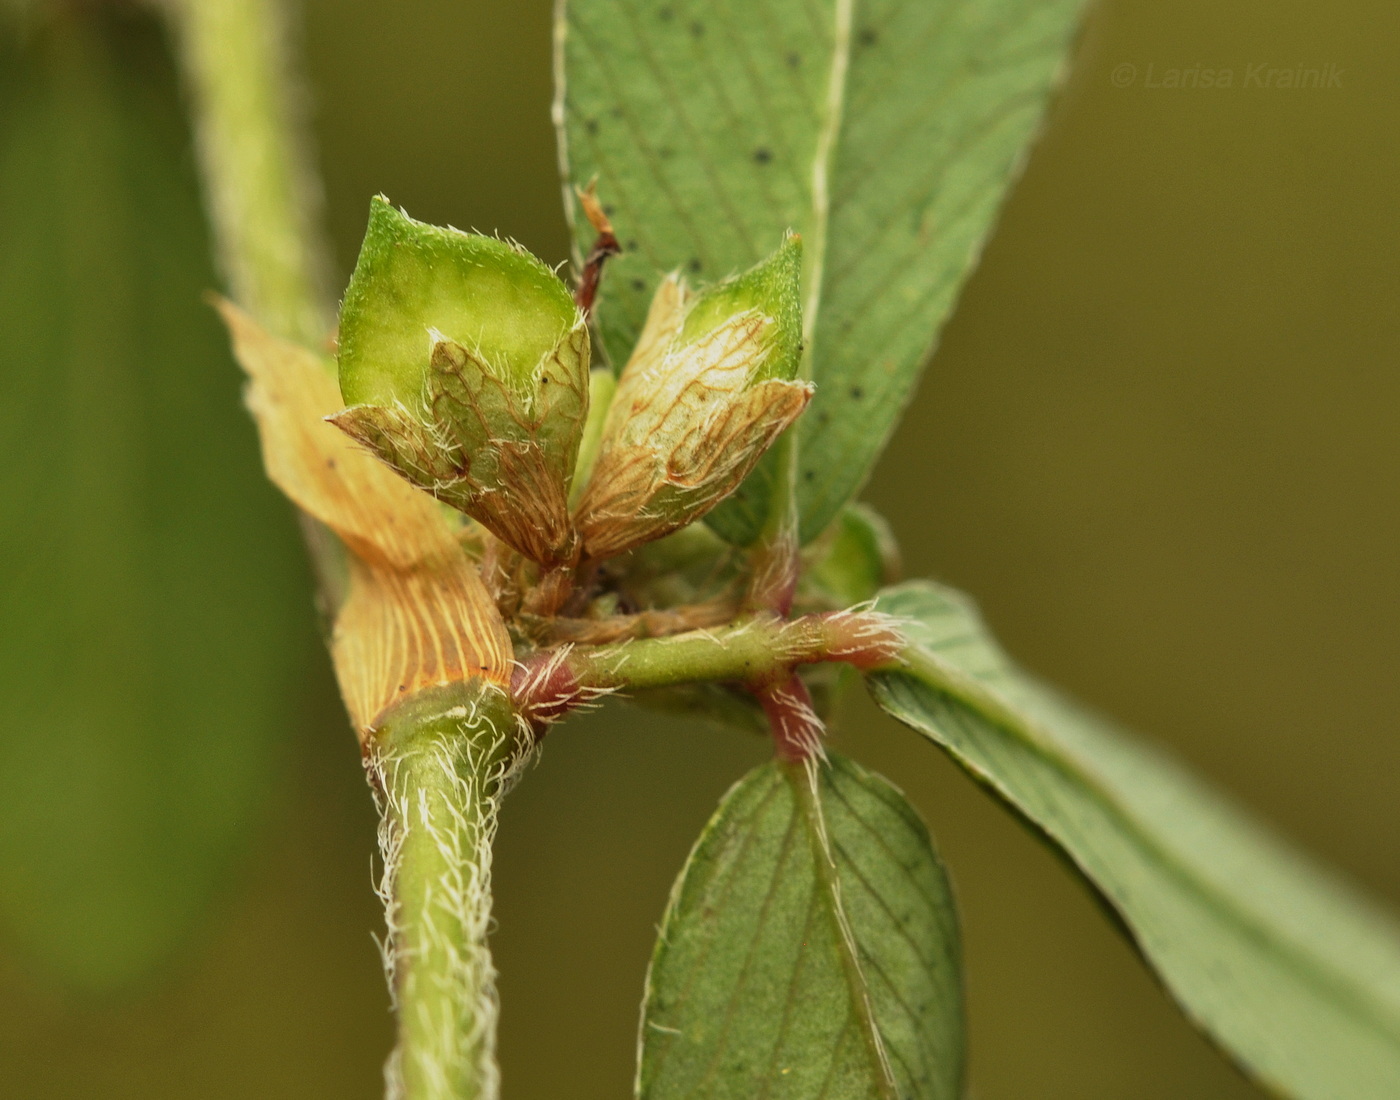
[573,233,812,560]
[331,197,589,566]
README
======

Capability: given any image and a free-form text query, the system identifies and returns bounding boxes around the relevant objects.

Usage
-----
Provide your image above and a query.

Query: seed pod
[330,197,589,566]
[573,233,812,560]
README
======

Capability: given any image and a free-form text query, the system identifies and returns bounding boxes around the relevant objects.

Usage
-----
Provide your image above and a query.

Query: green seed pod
[573,233,811,560]
[675,230,804,383]
[331,197,589,566]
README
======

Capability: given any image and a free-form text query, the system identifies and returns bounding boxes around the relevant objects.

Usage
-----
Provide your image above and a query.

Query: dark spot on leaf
[688,257,702,272]
[752,147,773,165]
[584,117,599,134]
[850,386,864,400]
[786,51,801,69]
[630,278,646,292]
[610,106,624,118]
[658,5,673,20]
[658,146,675,160]
[857,27,879,47]
[602,204,615,217]
[816,410,830,425]
[627,239,639,252]
[804,469,816,482]
[690,21,704,37]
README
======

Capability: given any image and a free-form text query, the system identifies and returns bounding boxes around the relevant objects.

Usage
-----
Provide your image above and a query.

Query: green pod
[691,233,804,546]
[338,197,577,404]
[572,234,812,560]
[334,199,590,565]
[675,229,803,382]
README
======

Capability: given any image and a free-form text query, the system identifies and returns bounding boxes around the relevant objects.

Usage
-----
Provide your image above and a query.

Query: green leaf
[556,0,1084,542]
[638,753,963,1100]
[868,581,1400,1099]
[0,11,305,989]
[799,502,901,609]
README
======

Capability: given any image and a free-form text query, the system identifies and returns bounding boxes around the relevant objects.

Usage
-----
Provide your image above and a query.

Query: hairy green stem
[166,8,512,1097]
[165,0,332,345]
[573,613,827,690]
[369,684,527,1100]
[515,609,904,724]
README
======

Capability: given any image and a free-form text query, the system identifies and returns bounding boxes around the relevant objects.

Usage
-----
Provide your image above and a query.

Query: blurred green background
[2,0,1397,1096]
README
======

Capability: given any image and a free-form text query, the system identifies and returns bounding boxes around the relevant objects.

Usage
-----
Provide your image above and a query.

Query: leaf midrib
[800,0,853,363]
[787,759,900,1100]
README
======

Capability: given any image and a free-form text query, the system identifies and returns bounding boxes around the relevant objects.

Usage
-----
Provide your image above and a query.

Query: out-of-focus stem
[165,0,332,347]
[166,0,346,611]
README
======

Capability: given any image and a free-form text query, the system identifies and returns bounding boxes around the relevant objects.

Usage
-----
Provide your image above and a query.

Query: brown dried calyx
[572,233,811,561]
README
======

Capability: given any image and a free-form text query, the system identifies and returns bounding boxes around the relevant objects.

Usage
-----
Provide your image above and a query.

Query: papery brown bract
[331,319,590,567]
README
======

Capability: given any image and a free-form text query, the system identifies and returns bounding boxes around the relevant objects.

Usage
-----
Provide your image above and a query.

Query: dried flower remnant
[573,233,812,560]
[330,197,590,567]
[573,181,621,316]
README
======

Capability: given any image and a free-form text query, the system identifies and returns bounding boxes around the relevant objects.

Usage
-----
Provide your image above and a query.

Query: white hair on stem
[367,690,530,1100]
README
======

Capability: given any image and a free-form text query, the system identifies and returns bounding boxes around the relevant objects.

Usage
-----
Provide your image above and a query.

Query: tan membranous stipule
[519,594,740,646]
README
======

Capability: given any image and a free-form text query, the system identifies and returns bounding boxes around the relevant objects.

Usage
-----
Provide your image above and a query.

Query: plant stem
[513,608,904,722]
[744,432,801,614]
[165,0,332,346]
[166,0,349,609]
[755,675,824,762]
[368,684,526,1100]
[167,9,511,1097]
